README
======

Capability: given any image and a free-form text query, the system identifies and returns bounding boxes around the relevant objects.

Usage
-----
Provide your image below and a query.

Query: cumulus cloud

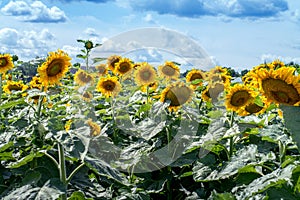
[0,27,56,60]
[261,54,300,64]
[60,0,113,2]
[126,0,289,19]
[1,1,67,23]
[84,28,100,37]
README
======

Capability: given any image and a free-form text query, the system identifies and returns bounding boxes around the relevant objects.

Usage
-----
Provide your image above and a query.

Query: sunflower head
[96,76,122,98]
[134,62,157,86]
[114,57,133,76]
[107,55,122,72]
[225,84,258,112]
[85,118,101,136]
[74,69,94,86]
[256,67,300,105]
[3,80,28,95]
[0,54,14,74]
[158,61,180,80]
[186,69,206,88]
[209,66,228,75]
[37,50,71,86]
[141,81,159,93]
[95,63,108,76]
[203,82,225,103]
[160,82,193,111]
[82,91,93,102]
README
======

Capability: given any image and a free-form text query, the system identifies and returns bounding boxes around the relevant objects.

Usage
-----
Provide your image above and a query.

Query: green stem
[0,73,3,105]
[45,152,59,168]
[66,162,85,184]
[36,86,45,119]
[167,166,172,200]
[146,85,149,105]
[58,143,67,200]
[229,111,235,158]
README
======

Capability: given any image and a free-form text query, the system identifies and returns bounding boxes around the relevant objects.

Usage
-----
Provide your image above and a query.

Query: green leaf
[280,105,300,150]
[68,191,93,200]
[8,151,44,168]
[22,170,41,185]
[0,98,26,109]
[209,191,236,200]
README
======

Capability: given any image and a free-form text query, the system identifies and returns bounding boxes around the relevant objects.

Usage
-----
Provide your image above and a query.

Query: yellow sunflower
[255,66,300,105]
[107,55,122,72]
[202,82,225,103]
[82,91,93,102]
[65,119,72,132]
[3,80,28,95]
[74,69,94,86]
[225,84,258,112]
[209,66,228,75]
[134,62,157,86]
[95,63,108,76]
[207,73,231,87]
[96,76,122,98]
[160,82,193,111]
[114,57,133,76]
[85,118,101,136]
[186,69,206,89]
[158,61,180,80]
[37,49,71,86]
[141,81,159,93]
[0,54,14,74]
[29,76,45,90]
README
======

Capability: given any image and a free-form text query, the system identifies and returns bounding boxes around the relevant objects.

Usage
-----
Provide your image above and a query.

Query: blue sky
[0,0,300,71]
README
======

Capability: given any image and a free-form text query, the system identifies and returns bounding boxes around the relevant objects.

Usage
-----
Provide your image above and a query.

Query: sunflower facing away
[114,57,133,76]
[107,55,122,72]
[158,61,180,80]
[74,69,94,86]
[37,50,71,86]
[95,63,108,76]
[202,82,225,103]
[3,80,28,95]
[225,84,258,112]
[134,62,157,86]
[82,91,93,102]
[85,118,101,136]
[186,69,206,89]
[160,82,193,111]
[96,76,122,98]
[0,54,14,74]
[254,66,300,105]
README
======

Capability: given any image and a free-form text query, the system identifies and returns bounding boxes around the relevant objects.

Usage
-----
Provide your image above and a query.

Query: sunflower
[65,119,72,132]
[3,80,28,95]
[134,62,157,86]
[158,61,180,80]
[96,76,122,98]
[82,91,93,102]
[29,76,45,90]
[107,55,122,72]
[202,82,225,103]
[209,66,228,75]
[255,66,300,105]
[141,81,159,93]
[207,73,231,86]
[95,63,108,76]
[114,57,133,76]
[237,100,268,116]
[225,84,258,112]
[37,50,71,86]
[160,82,193,111]
[74,69,94,86]
[85,118,101,136]
[0,54,14,74]
[186,69,206,89]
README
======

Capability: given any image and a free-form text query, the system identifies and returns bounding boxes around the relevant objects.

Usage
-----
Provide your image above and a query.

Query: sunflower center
[230,90,250,107]
[83,92,91,98]
[119,62,131,73]
[103,80,116,91]
[166,86,191,106]
[162,65,176,76]
[8,85,22,91]
[80,73,92,83]
[98,67,106,74]
[0,58,7,67]
[262,78,300,105]
[245,103,263,114]
[47,60,63,76]
[190,73,203,82]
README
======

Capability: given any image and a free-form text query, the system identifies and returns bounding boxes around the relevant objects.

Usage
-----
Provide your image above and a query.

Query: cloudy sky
[1,0,300,71]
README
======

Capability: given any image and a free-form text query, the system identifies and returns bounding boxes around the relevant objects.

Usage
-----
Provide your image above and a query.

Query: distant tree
[241,69,249,76]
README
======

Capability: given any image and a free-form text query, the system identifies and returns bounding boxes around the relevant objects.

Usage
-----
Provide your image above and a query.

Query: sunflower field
[1,40,300,200]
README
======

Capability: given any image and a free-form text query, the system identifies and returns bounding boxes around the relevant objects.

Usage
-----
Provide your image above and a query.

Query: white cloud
[261,54,300,64]
[143,13,156,24]
[84,28,100,37]
[0,28,19,46]
[1,1,67,23]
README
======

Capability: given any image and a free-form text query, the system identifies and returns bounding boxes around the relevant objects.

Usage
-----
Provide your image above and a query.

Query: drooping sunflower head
[82,91,93,102]
[74,69,94,86]
[158,61,180,80]
[96,76,122,98]
[186,69,206,88]
[3,80,28,95]
[95,63,108,76]
[160,82,193,111]
[0,54,14,74]
[134,62,157,86]
[114,57,133,76]
[204,82,225,103]
[85,118,101,136]
[37,50,71,86]
[225,84,258,112]
[107,55,122,72]
[256,66,300,105]
[207,72,231,86]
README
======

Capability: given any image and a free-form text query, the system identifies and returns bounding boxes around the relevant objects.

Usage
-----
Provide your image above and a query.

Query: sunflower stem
[36,86,45,119]
[229,111,235,158]
[0,73,2,105]
[58,142,68,200]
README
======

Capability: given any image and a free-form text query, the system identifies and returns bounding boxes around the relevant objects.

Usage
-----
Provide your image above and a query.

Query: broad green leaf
[8,152,44,168]
[22,170,41,185]
[0,98,26,110]
[68,191,93,200]
[208,191,236,200]
[280,105,300,150]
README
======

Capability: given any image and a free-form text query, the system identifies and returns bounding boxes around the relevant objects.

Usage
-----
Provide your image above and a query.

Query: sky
[1,0,300,71]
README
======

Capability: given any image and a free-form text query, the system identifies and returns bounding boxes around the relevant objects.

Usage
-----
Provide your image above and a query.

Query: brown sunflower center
[0,58,8,67]
[83,92,91,98]
[98,66,106,74]
[190,73,203,83]
[230,90,250,107]
[140,70,152,81]
[162,65,176,76]
[79,73,92,83]
[47,60,63,76]
[245,103,263,114]
[8,84,22,91]
[103,80,116,91]
[165,86,191,106]
[262,78,300,105]
[119,62,131,73]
